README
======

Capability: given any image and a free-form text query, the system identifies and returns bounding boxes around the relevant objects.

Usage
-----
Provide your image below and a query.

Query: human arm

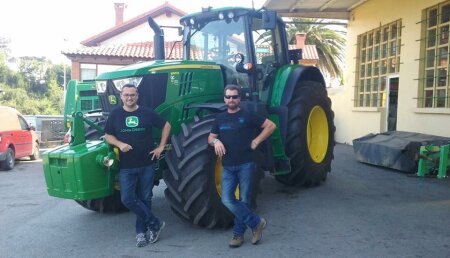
[105,133,133,152]
[150,122,171,160]
[251,119,276,150]
[208,133,226,157]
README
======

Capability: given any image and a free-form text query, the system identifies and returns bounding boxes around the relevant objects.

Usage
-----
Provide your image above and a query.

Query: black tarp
[352,131,450,173]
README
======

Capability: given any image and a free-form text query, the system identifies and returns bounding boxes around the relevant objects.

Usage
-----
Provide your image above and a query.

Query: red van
[0,106,40,170]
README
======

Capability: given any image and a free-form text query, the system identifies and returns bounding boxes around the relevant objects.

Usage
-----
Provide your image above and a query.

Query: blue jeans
[119,164,161,234]
[221,162,260,236]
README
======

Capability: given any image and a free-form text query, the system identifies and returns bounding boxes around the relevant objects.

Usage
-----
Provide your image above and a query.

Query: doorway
[387,77,399,131]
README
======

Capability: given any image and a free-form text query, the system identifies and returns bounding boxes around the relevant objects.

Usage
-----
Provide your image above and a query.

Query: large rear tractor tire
[276,81,335,187]
[74,120,127,213]
[164,115,263,228]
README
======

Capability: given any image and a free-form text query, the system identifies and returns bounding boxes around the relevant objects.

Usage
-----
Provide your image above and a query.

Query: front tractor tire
[276,81,335,187]
[164,116,262,228]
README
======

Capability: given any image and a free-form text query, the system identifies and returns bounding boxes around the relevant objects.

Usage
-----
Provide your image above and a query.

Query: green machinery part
[42,112,119,200]
[417,144,450,179]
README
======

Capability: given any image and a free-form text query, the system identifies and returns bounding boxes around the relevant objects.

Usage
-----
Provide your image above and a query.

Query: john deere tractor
[43,7,335,228]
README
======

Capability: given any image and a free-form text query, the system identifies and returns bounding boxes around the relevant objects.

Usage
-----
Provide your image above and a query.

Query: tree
[46,63,71,88]
[18,56,50,94]
[0,53,65,115]
[286,18,346,82]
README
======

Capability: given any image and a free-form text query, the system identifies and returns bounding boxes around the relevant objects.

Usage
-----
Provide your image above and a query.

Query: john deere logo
[108,95,117,105]
[126,116,139,127]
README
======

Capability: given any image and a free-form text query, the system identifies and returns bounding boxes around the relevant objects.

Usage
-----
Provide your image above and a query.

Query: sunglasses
[224,95,240,100]
[122,93,137,98]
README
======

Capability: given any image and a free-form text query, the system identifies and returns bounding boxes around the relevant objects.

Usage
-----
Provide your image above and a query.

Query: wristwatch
[212,138,219,145]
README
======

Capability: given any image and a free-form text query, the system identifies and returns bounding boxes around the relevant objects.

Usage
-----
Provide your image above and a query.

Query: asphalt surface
[1,144,450,258]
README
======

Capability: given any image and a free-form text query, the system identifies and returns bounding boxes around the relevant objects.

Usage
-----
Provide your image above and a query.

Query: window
[355,20,402,107]
[80,64,97,81]
[419,1,450,108]
[186,16,248,87]
[18,116,29,130]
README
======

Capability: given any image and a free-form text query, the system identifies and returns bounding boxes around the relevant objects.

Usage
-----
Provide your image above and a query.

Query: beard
[226,102,239,110]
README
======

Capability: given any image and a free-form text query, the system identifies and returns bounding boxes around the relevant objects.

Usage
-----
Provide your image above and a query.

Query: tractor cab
[180,7,291,102]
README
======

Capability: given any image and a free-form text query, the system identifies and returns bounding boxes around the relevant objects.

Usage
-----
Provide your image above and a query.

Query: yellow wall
[330,0,450,144]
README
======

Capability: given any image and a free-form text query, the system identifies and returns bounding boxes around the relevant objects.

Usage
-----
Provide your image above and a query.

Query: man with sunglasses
[104,84,171,247]
[208,84,276,248]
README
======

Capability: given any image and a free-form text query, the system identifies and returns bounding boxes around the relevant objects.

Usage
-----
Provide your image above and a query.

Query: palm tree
[286,18,346,82]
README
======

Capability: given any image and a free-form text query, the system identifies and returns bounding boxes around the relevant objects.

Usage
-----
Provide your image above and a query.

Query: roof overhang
[262,0,368,19]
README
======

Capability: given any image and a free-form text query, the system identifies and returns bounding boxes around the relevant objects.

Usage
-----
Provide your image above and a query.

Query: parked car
[0,106,40,170]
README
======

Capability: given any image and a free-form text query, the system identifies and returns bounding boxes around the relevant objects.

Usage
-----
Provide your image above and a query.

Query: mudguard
[278,65,325,106]
[269,64,326,145]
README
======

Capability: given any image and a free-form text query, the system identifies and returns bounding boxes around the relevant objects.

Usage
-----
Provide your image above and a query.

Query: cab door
[15,116,33,157]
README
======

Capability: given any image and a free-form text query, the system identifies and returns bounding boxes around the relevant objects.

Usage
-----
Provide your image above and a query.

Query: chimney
[114,3,126,26]
[295,32,307,49]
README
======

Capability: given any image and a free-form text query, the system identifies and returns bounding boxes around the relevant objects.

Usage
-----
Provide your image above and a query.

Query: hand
[214,140,226,157]
[251,139,260,150]
[150,145,165,160]
[119,142,133,152]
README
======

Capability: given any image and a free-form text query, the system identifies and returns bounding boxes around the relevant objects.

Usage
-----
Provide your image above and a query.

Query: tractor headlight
[95,81,107,93]
[227,12,234,19]
[218,12,225,20]
[112,77,143,92]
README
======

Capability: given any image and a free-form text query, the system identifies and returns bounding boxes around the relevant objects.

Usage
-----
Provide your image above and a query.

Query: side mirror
[30,125,36,131]
[289,49,302,64]
[262,10,277,30]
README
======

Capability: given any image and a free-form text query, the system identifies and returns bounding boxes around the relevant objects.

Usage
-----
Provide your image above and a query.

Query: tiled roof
[63,42,319,61]
[81,2,187,47]
[289,45,319,60]
[62,41,183,60]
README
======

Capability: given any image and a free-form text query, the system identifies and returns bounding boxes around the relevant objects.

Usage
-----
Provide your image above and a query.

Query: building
[63,2,186,81]
[265,0,450,143]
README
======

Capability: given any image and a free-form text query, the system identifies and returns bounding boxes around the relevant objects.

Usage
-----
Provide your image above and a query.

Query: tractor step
[272,158,291,175]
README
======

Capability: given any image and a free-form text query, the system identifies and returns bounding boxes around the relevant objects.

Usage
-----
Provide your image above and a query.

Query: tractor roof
[180,7,256,26]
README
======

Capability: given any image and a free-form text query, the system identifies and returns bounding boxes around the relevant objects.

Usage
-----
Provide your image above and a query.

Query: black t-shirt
[211,109,265,166]
[104,106,166,169]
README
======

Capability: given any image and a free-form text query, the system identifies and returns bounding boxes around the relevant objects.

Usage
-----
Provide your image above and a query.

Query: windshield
[185,17,247,66]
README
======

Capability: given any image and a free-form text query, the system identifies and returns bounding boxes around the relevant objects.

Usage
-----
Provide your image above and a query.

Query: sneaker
[148,221,166,244]
[136,233,148,247]
[251,218,267,244]
[229,235,244,248]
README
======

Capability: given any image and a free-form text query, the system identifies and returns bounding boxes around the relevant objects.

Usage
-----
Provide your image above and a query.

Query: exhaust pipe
[147,17,165,60]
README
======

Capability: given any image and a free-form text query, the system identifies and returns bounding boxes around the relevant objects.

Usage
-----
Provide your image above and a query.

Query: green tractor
[43,7,335,228]
[63,79,101,130]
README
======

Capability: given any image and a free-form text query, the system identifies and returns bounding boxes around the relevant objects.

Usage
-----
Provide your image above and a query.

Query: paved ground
[1,144,450,258]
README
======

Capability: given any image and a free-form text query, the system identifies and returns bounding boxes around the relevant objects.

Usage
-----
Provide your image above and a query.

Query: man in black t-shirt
[208,84,276,248]
[104,84,171,247]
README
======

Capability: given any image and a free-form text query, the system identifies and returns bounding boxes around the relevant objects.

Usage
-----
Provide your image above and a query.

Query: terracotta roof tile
[63,42,318,62]
[62,41,183,60]
[288,45,319,60]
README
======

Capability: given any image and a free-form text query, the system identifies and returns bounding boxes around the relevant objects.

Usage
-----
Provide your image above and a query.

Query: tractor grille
[179,72,193,96]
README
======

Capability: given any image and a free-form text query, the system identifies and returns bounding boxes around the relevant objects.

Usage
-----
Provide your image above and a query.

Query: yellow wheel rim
[307,106,329,163]
[214,157,239,199]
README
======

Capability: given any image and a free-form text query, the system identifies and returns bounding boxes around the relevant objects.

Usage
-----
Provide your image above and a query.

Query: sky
[0,0,266,64]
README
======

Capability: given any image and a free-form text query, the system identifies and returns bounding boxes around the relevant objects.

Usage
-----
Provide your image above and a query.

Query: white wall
[101,13,183,45]
[330,0,450,144]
